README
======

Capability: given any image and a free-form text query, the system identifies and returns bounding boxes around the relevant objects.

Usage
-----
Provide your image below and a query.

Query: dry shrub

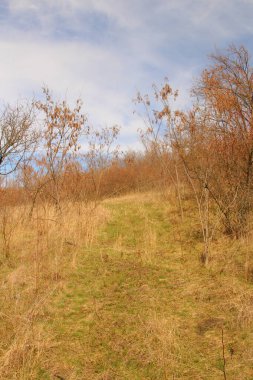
[0,205,27,259]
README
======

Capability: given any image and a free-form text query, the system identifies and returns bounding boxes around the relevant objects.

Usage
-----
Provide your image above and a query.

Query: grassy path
[40,193,253,379]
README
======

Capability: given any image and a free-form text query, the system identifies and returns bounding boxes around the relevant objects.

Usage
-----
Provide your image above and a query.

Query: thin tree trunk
[175,164,184,222]
[203,183,209,266]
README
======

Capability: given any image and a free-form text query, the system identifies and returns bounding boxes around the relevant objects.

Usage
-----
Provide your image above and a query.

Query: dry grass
[1,190,253,378]
[0,201,109,379]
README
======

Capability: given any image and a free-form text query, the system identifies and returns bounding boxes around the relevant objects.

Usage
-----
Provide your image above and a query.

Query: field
[0,190,253,379]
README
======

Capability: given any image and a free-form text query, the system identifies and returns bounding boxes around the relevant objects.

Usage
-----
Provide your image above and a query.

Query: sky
[0,0,253,150]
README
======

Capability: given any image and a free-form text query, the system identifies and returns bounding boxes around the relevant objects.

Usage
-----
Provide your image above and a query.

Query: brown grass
[1,190,253,378]
[0,200,109,379]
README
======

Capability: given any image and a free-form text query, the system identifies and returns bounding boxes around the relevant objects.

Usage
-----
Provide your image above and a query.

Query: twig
[221,328,227,380]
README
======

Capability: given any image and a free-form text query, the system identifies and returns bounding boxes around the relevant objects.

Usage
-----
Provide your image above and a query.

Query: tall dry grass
[0,200,109,379]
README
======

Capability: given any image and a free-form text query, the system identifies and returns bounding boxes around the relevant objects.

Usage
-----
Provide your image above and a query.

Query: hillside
[1,191,252,379]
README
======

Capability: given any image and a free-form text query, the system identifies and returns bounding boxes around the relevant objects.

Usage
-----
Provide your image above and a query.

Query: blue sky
[0,0,253,149]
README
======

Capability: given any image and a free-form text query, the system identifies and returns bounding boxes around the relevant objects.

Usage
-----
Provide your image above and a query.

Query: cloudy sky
[0,0,253,149]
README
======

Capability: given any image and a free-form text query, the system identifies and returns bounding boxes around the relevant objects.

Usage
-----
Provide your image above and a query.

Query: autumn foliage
[1,45,253,248]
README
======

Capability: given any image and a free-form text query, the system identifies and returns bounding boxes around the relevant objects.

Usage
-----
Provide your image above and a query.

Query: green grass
[38,192,253,379]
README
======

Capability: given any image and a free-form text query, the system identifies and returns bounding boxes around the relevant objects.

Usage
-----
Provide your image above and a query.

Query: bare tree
[135,46,253,266]
[84,124,121,201]
[35,87,88,211]
[183,45,253,238]
[0,103,37,176]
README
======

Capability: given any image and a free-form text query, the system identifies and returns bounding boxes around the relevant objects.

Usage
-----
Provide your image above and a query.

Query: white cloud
[0,0,252,150]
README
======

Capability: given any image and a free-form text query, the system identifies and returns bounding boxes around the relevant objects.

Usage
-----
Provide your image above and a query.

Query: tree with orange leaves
[184,45,253,238]
[36,87,88,211]
[137,45,253,266]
